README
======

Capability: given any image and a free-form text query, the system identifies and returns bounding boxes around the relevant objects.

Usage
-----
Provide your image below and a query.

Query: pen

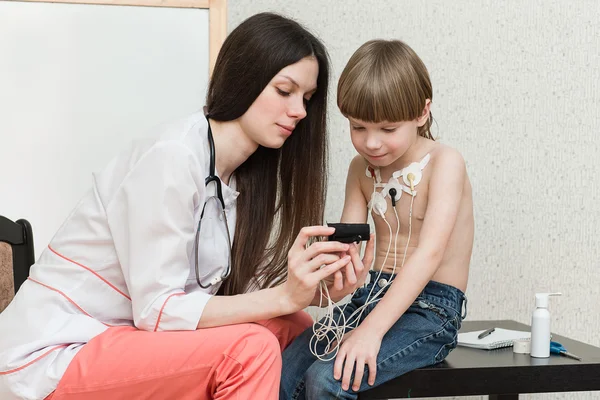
[478,327,495,339]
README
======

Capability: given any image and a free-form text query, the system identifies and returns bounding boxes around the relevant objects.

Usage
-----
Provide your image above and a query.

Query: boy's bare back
[343,138,473,292]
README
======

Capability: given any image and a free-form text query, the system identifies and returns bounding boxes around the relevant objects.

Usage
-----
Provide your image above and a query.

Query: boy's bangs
[338,72,421,123]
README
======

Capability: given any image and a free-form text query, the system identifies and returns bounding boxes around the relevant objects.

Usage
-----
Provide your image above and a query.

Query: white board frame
[0,0,227,255]
[13,0,227,74]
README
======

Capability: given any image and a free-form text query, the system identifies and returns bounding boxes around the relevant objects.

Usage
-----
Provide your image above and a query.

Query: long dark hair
[205,13,330,295]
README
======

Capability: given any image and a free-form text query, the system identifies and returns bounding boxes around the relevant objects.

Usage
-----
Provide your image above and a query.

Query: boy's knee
[305,361,341,396]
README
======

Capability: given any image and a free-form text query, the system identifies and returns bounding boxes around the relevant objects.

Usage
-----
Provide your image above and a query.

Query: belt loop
[461,295,468,319]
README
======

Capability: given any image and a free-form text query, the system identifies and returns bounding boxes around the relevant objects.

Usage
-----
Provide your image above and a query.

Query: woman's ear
[416,99,431,127]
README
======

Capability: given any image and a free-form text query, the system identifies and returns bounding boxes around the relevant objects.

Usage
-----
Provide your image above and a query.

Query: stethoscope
[194,116,233,288]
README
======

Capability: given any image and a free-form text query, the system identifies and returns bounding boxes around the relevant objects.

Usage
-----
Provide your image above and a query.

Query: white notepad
[457,328,531,350]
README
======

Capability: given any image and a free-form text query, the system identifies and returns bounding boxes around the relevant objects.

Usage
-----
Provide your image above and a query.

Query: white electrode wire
[309,185,415,361]
[345,202,403,324]
[309,202,388,360]
[400,194,415,268]
[391,204,400,272]
[345,210,393,326]
[309,281,348,361]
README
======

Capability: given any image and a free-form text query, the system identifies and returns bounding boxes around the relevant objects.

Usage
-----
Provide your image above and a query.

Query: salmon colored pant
[45,311,313,400]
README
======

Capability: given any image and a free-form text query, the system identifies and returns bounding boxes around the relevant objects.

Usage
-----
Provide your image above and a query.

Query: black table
[359,320,600,399]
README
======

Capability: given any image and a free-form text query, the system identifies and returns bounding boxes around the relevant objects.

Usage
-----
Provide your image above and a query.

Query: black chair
[0,215,35,313]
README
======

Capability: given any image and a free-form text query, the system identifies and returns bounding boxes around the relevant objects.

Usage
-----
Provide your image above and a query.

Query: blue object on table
[550,341,582,361]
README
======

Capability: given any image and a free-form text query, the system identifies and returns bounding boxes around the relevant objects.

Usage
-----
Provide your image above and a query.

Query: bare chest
[359,162,432,242]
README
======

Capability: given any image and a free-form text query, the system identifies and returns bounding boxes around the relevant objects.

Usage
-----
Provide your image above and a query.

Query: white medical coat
[0,112,238,400]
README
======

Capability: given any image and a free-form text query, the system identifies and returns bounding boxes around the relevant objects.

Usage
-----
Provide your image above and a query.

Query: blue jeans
[280,271,468,400]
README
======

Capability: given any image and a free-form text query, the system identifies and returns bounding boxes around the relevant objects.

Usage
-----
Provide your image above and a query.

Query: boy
[280,39,473,399]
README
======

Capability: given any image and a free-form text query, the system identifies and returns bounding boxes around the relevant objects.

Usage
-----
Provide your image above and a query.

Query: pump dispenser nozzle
[535,292,562,308]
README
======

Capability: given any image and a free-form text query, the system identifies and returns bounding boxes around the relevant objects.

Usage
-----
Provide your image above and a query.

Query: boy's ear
[416,99,431,127]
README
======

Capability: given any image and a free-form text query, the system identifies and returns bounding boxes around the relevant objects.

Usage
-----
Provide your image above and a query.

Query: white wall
[229,2,600,399]
[1,2,599,398]
[0,1,210,255]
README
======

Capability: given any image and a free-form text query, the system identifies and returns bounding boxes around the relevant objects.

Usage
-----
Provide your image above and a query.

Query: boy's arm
[339,155,371,286]
[361,148,467,337]
[341,155,368,223]
[310,156,371,306]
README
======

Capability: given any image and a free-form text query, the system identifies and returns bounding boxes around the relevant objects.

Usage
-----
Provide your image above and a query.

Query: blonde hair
[337,40,434,140]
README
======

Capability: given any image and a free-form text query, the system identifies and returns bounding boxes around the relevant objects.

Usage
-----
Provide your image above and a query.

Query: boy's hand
[334,325,382,391]
[334,235,371,288]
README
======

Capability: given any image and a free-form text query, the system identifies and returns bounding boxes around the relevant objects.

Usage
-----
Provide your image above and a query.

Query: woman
[0,13,372,400]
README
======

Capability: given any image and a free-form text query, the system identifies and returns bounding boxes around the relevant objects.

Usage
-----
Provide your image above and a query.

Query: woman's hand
[312,233,375,305]
[334,325,382,392]
[282,226,353,313]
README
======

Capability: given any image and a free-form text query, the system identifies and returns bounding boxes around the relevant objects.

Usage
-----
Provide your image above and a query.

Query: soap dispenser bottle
[530,292,561,358]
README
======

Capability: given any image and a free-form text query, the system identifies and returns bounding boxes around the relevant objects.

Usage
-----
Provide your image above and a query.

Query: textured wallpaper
[230,1,600,398]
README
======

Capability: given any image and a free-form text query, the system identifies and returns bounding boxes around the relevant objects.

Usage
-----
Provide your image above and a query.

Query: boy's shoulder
[428,142,466,172]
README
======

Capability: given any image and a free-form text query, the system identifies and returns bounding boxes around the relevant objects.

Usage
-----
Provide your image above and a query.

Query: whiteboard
[0,0,226,256]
